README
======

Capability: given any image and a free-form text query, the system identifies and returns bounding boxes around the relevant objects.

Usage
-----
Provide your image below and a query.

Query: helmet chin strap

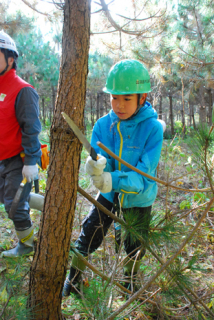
[126,94,146,120]
[0,50,9,76]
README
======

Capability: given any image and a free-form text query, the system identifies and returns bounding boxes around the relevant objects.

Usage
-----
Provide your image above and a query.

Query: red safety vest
[0,69,33,160]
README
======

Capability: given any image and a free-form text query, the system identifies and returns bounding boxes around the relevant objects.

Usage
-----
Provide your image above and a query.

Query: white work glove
[85,154,107,176]
[158,119,166,132]
[91,172,112,193]
[22,164,38,183]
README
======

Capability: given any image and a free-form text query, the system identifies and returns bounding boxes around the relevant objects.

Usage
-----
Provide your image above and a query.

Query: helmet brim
[103,87,152,94]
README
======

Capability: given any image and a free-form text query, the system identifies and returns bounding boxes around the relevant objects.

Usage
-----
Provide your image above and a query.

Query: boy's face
[111,94,146,120]
[0,50,14,75]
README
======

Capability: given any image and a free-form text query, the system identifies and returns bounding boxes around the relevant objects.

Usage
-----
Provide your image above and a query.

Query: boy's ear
[8,57,14,67]
[139,93,147,105]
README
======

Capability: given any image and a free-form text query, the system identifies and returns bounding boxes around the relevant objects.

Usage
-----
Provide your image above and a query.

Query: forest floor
[0,136,214,320]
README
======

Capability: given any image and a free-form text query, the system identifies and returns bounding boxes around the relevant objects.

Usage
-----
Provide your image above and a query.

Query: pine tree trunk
[188,103,191,127]
[208,88,213,126]
[96,92,100,120]
[159,95,162,120]
[199,85,207,123]
[90,93,94,128]
[42,97,45,125]
[52,85,56,118]
[181,78,186,133]
[27,1,91,319]
[192,105,196,129]
[169,95,174,135]
[99,92,104,117]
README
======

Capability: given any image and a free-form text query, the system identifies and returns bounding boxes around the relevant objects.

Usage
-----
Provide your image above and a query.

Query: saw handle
[90,146,99,161]
[21,177,28,186]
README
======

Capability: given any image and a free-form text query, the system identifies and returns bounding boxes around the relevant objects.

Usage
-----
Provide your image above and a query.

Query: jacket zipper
[117,121,124,206]
[116,122,139,207]
[117,121,123,171]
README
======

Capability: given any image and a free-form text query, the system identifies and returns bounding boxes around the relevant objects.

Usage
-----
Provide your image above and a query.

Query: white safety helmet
[0,30,18,57]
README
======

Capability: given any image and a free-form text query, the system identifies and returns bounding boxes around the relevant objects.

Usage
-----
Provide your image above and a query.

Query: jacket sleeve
[110,122,163,194]
[15,87,42,165]
[91,121,114,172]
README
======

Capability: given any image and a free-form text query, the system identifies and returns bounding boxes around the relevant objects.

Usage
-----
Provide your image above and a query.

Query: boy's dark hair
[0,48,18,70]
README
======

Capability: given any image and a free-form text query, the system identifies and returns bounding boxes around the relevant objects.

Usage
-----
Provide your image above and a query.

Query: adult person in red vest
[0,30,42,257]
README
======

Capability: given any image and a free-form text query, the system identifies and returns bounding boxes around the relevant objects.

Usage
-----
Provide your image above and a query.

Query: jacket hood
[109,101,157,125]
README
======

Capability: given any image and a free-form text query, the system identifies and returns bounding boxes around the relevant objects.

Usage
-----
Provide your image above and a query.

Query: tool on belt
[40,144,49,170]
[61,112,98,161]
[9,177,27,219]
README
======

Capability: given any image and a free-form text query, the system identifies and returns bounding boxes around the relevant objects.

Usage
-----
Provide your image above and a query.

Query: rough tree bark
[28,0,91,319]
[52,85,56,119]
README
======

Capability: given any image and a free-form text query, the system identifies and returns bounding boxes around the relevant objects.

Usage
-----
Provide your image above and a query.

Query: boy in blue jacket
[63,59,164,296]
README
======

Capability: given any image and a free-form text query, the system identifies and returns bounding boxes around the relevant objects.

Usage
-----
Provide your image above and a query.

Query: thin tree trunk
[192,105,196,129]
[169,96,174,136]
[42,97,45,125]
[90,93,94,128]
[199,85,207,123]
[181,77,186,133]
[208,88,213,126]
[104,93,108,114]
[99,91,104,117]
[96,92,100,120]
[28,1,91,319]
[159,95,162,119]
[189,103,192,127]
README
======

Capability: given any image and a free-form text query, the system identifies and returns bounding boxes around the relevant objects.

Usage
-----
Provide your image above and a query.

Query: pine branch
[78,186,214,317]
[107,197,214,320]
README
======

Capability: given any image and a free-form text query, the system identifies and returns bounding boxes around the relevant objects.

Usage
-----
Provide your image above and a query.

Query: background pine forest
[0,0,214,319]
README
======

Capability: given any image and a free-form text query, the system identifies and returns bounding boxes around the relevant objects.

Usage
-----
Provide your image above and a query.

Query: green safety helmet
[103,59,151,95]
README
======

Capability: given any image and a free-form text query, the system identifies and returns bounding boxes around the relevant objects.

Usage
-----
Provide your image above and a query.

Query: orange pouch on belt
[41,144,49,170]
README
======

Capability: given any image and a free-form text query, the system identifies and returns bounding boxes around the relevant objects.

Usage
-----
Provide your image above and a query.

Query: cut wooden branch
[97,141,211,193]
[70,244,131,293]
[77,185,124,225]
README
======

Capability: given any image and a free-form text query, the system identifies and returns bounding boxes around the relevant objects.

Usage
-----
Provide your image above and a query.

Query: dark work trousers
[0,154,32,230]
[75,193,152,259]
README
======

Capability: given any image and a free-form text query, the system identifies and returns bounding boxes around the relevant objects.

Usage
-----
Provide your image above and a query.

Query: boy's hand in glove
[85,154,107,176]
[91,172,112,193]
[22,164,38,183]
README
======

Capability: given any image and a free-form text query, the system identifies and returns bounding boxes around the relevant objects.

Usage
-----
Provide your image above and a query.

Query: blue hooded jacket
[91,101,163,208]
